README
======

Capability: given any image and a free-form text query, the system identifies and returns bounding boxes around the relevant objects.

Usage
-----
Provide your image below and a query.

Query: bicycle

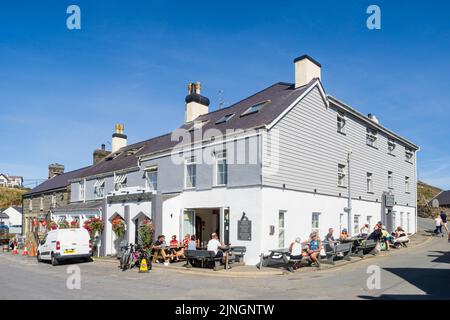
[119,243,152,272]
[119,243,139,271]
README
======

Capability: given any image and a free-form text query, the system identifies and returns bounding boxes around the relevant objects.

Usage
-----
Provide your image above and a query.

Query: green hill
[417,180,442,206]
[0,187,28,209]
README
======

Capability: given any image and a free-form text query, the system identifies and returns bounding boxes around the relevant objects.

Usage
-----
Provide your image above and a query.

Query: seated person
[182,234,190,247]
[339,228,350,240]
[324,228,335,243]
[393,227,409,247]
[305,232,322,268]
[188,235,197,250]
[170,235,179,247]
[153,235,168,249]
[207,233,225,258]
[288,237,303,259]
[359,224,370,237]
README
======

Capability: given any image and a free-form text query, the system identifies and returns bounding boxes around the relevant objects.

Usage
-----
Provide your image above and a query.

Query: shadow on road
[360,266,450,300]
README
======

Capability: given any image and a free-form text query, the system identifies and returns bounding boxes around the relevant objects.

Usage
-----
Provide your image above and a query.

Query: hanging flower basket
[58,220,69,229]
[138,218,154,249]
[112,216,126,238]
[83,217,103,238]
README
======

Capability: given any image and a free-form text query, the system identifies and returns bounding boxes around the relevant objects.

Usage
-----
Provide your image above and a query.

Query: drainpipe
[347,150,353,236]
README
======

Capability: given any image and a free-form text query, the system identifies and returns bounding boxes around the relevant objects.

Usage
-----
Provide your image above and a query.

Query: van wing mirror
[40,240,45,245]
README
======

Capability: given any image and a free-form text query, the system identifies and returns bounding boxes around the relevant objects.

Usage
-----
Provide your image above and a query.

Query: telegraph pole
[346,150,353,236]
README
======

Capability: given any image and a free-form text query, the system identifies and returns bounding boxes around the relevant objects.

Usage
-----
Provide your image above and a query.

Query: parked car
[37,229,92,266]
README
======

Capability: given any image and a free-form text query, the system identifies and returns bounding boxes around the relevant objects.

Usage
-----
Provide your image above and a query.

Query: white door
[183,210,196,238]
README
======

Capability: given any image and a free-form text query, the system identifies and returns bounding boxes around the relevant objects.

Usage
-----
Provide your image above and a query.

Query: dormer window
[337,112,346,134]
[240,101,268,117]
[366,128,378,148]
[215,113,235,125]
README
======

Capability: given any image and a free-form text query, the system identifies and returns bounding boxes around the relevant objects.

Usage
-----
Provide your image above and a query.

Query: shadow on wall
[360,254,450,300]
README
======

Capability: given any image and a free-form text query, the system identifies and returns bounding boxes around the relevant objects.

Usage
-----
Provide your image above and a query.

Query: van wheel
[51,254,59,266]
[37,252,42,263]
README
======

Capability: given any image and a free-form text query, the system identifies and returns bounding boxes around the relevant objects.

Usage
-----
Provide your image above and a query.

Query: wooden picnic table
[151,247,172,263]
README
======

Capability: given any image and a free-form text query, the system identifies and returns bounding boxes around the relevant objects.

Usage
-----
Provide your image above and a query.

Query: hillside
[0,187,27,209]
[417,181,442,206]
[417,181,444,218]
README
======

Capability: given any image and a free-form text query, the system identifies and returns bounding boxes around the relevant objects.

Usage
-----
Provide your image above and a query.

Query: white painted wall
[104,200,152,255]
[2,207,22,226]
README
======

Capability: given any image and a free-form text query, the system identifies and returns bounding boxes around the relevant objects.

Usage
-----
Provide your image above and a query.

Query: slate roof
[75,80,316,179]
[51,199,104,213]
[24,166,91,197]
[430,191,450,207]
[0,212,9,219]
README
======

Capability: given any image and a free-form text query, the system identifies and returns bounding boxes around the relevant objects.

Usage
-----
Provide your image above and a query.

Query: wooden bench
[321,241,352,265]
[151,248,172,263]
[352,239,377,258]
[228,246,247,264]
[185,250,223,270]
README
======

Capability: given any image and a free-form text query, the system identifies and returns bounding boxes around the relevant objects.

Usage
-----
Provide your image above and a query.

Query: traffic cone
[12,245,18,255]
[22,244,29,256]
[29,243,36,257]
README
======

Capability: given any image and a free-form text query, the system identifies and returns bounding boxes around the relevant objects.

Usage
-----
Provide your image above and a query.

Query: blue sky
[0,0,449,189]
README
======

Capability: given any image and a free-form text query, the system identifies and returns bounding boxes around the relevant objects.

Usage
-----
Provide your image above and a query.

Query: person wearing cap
[305,232,322,268]
[339,228,350,240]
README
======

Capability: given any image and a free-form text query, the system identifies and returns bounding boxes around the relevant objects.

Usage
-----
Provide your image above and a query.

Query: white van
[37,229,92,266]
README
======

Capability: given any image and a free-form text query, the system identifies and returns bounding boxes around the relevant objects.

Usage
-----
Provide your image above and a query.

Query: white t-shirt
[436,217,442,227]
[207,239,221,254]
[291,242,302,256]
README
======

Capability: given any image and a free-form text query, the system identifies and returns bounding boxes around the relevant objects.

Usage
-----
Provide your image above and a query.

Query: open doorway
[183,208,222,246]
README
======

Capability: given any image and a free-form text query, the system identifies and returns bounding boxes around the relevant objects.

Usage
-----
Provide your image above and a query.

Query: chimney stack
[112,124,127,153]
[48,163,65,179]
[185,81,210,123]
[93,144,110,165]
[293,55,321,88]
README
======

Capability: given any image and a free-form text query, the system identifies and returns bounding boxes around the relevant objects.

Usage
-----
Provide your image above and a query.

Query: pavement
[0,218,449,299]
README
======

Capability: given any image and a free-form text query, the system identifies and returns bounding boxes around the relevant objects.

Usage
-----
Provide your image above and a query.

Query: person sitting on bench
[359,224,370,238]
[288,237,303,259]
[207,233,224,259]
[339,228,350,240]
[306,232,322,268]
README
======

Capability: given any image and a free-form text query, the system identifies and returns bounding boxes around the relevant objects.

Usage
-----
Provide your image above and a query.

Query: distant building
[0,173,23,188]
[429,191,450,209]
[0,206,23,234]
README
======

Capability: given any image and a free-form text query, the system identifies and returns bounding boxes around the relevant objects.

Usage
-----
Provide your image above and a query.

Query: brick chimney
[112,124,127,153]
[48,163,65,179]
[293,54,321,88]
[93,144,110,165]
[185,82,210,123]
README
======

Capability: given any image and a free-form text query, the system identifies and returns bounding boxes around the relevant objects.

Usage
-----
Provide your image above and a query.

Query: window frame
[388,171,394,189]
[215,150,228,186]
[185,157,197,189]
[312,212,320,231]
[79,181,85,201]
[114,174,127,191]
[366,127,378,148]
[366,172,373,193]
[405,176,410,193]
[338,164,347,188]
[337,112,347,134]
[388,138,396,155]
[94,179,106,199]
[145,167,158,191]
[240,101,268,117]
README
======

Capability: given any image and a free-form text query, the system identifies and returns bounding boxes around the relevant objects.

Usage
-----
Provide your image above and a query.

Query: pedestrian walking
[434,214,443,236]
[440,211,448,234]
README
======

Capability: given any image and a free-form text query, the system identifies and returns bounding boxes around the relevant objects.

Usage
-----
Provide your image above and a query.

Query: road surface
[0,219,448,299]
